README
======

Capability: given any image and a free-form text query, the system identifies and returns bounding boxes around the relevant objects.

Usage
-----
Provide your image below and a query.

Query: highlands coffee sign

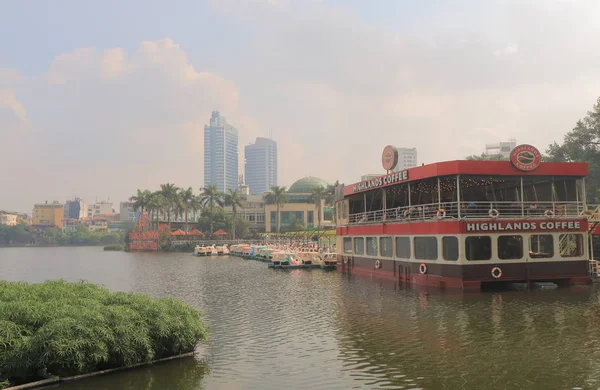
[510,144,542,171]
[352,170,409,193]
[463,220,586,233]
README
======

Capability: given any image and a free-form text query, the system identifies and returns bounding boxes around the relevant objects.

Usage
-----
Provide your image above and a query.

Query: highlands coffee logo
[510,144,541,171]
[381,145,398,171]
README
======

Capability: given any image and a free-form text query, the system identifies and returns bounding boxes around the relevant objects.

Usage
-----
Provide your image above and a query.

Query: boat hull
[338,256,591,290]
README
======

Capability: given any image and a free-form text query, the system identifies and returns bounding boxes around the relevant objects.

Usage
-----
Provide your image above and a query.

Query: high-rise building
[64,198,87,220]
[485,139,517,158]
[204,111,239,192]
[245,137,278,195]
[396,147,418,170]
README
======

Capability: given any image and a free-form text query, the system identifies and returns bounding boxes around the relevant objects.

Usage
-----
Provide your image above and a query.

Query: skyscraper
[245,137,278,195]
[204,111,239,192]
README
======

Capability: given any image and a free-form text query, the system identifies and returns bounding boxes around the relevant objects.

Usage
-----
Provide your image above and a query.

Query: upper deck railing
[348,201,589,225]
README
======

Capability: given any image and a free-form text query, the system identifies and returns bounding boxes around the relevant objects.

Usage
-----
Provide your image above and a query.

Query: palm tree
[178,187,194,232]
[190,194,202,225]
[200,185,224,235]
[310,186,328,229]
[159,183,179,226]
[147,192,164,231]
[264,186,288,234]
[129,189,152,214]
[224,189,244,240]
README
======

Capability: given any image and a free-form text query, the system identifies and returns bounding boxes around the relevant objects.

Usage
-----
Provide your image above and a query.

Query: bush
[103,244,124,251]
[0,281,208,386]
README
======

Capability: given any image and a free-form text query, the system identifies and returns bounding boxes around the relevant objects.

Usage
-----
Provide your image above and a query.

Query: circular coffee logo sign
[381,145,398,171]
[510,144,541,171]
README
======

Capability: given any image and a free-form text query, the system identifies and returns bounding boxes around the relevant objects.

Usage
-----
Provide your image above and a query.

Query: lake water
[1,246,599,389]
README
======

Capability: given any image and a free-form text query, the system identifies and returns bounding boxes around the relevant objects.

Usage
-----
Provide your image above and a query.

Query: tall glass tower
[204,111,239,192]
[245,137,278,195]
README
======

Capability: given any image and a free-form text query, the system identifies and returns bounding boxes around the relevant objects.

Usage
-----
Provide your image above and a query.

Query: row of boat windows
[342,234,585,261]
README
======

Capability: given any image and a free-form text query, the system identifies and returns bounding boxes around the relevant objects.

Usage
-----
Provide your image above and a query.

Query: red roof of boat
[345,160,588,196]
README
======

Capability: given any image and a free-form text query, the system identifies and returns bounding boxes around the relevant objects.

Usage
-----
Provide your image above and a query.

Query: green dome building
[288,177,329,194]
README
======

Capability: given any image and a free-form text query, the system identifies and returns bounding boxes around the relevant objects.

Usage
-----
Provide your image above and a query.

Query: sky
[2,0,600,213]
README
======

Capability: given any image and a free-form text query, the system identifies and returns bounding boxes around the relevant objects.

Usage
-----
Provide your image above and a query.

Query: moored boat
[320,252,338,270]
[194,245,209,256]
[335,144,593,290]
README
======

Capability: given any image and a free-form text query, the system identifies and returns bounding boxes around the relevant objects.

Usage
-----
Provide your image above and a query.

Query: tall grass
[0,280,208,388]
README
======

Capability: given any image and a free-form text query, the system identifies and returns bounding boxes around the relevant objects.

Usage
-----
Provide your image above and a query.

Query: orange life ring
[436,209,445,220]
[419,263,427,274]
[491,267,502,279]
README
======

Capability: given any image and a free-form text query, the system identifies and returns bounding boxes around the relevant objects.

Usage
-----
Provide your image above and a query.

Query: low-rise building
[17,213,31,225]
[64,198,87,220]
[32,202,64,229]
[87,201,114,218]
[0,211,18,226]
[119,201,138,222]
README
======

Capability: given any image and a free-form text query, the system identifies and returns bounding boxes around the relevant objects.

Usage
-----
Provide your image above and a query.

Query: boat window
[529,234,553,258]
[366,237,378,256]
[343,237,353,254]
[396,237,411,259]
[414,237,438,260]
[366,190,383,213]
[385,184,410,210]
[354,237,365,255]
[498,235,523,260]
[559,234,584,257]
[442,236,459,261]
[410,179,438,206]
[380,237,393,257]
[465,236,491,260]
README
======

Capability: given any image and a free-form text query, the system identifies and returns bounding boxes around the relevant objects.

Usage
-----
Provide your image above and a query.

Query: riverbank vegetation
[129,185,250,238]
[103,244,124,251]
[0,281,208,388]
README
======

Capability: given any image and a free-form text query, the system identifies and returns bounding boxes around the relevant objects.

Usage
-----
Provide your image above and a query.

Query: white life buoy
[436,209,446,220]
[375,260,381,269]
[343,256,348,264]
[489,209,499,219]
[403,209,410,218]
[491,267,502,279]
[544,209,555,218]
[419,263,427,274]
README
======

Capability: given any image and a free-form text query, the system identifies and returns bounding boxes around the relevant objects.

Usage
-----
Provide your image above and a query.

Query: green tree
[178,187,194,232]
[465,153,508,161]
[159,183,179,226]
[310,186,328,228]
[547,97,600,202]
[200,185,224,235]
[224,189,243,240]
[264,186,288,234]
[129,189,152,214]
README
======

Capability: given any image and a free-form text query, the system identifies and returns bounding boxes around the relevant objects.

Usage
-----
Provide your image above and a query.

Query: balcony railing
[348,201,588,225]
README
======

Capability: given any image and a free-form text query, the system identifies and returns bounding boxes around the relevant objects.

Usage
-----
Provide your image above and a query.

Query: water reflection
[51,356,209,390]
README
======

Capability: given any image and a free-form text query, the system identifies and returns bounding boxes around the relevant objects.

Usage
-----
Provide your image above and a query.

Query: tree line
[130,182,340,238]
[465,97,600,203]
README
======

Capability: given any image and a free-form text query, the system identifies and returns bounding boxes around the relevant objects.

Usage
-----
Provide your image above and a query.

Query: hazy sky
[2,0,600,213]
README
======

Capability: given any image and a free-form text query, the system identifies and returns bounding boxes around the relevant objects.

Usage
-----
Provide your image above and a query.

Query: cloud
[3,1,600,212]
[1,39,244,211]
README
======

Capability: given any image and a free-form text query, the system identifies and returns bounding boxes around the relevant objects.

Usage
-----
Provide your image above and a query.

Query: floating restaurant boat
[334,144,594,290]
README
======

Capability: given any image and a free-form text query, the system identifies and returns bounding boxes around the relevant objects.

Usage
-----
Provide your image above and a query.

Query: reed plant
[0,280,208,388]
